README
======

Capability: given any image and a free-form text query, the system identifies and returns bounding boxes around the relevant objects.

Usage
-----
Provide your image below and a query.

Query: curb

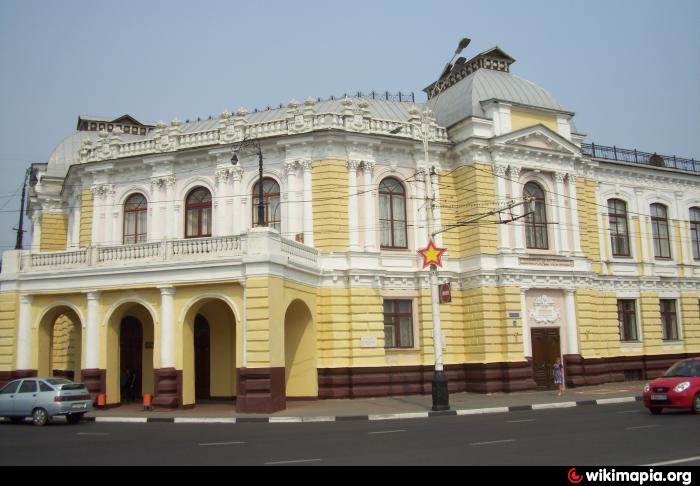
[83,396,642,425]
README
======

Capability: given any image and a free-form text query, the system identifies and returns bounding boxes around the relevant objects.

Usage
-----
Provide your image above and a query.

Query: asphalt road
[1,403,698,466]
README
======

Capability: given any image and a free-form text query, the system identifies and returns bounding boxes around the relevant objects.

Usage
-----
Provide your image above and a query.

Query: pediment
[495,125,579,156]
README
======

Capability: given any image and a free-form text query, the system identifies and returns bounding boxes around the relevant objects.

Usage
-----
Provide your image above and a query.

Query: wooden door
[194,315,211,400]
[531,328,561,390]
[120,317,143,402]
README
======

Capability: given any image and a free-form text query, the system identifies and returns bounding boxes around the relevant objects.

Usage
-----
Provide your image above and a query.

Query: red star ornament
[418,240,446,269]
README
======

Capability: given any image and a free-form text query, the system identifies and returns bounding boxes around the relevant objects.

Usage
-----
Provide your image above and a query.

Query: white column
[90,186,103,245]
[164,176,176,239]
[231,167,244,236]
[285,162,298,239]
[16,295,33,371]
[510,166,524,253]
[214,168,229,237]
[565,289,579,355]
[634,189,650,267]
[302,160,314,246]
[363,161,377,252]
[430,170,444,248]
[430,266,444,371]
[85,292,101,370]
[149,179,162,241]
[414,167,427,251]
[554,172,569,255]
[30,213,41,251]
[495,164,509,252]
[521,288,531,358]
[348,160,361,251]
[104,185,116,246]
[567,174,583,256]
[160,287,175,369]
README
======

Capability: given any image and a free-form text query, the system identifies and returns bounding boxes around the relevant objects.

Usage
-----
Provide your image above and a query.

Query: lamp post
[231,138,266,227]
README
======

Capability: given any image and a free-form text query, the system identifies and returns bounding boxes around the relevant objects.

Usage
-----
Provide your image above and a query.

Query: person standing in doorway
[553,357,564,396]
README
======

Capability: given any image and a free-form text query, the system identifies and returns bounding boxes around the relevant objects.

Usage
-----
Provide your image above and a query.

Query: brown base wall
[318,361,538,399]
[236,367,285,414]
[81,369,106,402]
[153,368,182,409]
[564,353,700,387]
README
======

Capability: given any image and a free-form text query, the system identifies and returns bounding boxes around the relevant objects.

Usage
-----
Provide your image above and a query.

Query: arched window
[524,182,548,250]
[379,177,407,249]
[650,203,671,259]
[185,187,212,238]
[690,207,700,260]
[608,199,630,257]
[124,194,147,244]
[252,178,281,232]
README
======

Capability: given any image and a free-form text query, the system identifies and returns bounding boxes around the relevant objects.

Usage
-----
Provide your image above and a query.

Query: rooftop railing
[582,143,699,174]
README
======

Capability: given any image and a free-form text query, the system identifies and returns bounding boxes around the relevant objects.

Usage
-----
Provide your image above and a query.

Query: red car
[643,357,700,414]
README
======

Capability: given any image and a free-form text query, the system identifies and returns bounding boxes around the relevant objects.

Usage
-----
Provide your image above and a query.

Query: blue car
[0,378,92,426]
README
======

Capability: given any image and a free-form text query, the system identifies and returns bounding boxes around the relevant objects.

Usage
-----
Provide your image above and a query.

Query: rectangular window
[659,299,679,341]
[383,299,414,349]
[651,204,671,259]
[617,299,638,342]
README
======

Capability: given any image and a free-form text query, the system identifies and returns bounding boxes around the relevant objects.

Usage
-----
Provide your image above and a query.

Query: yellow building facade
[1,46,698,413]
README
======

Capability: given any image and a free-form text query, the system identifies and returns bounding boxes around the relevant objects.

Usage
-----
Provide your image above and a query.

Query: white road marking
[470,439,517,446]
[644,456,700,466]
[615,410,642,414]
[369,412,429,421]
[368,429,407,435]
[174,418,237,424]
[625,425,659,431]
[77,432,110,436]
[597,397,638,405]
[457,407,509,416]
[506,419,536,423]
[199,441,246,447]
[532,402,577,410]
[265,459,322,465]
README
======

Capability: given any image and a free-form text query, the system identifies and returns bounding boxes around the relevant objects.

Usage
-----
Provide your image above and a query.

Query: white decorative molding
[529,295,561,325]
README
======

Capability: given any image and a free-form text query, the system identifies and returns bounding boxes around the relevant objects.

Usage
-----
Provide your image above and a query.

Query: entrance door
[194,314,211,400]
[120,317,143,402]
[531,328,561,390]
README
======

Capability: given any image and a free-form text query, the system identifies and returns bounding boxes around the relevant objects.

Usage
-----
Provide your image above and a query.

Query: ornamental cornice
[90,184,115,199]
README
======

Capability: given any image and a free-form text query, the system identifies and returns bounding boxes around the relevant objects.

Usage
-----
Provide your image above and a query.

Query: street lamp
[231,137,266,228]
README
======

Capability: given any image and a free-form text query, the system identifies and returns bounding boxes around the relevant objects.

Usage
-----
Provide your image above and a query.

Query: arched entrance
[38,306,83,382]
[194,314,211,400]
[107,303,156,405]
[183,298,237,407]
[284,300,317,398]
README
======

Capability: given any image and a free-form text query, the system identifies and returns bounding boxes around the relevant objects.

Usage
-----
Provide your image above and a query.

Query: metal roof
[428,68,568,128]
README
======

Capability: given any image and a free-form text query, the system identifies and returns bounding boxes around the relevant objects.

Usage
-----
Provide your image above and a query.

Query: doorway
[120,317,143,403]
[194,314,211,400]
[531,328,561,390]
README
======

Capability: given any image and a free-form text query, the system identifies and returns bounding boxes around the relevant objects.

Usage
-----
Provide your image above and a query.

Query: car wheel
[693,394,700,414]
[66,413,84,425]
[32,408,49,426]
[649,407,663,415]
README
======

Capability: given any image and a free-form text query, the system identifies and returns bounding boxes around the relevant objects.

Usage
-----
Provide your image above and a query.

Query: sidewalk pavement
[85,381,646,424]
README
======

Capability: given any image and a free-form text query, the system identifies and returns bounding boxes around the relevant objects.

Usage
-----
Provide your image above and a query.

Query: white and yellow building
[1,46,698,412]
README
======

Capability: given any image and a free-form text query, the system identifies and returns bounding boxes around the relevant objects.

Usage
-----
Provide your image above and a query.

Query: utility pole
[14,167,30,250]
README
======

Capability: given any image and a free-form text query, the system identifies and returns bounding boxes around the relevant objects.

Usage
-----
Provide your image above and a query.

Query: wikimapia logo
[567,467,693,485]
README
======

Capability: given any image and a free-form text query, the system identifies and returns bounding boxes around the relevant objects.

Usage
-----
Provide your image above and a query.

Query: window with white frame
[616,299,638,342]
[524,182,548,250]
[383,299,413,348]
[690,207,700,260]
[608,199,631,257]
[379,178,408,249]
[659,299,679,341]
[124,193,147,244]
[650,203,671,259]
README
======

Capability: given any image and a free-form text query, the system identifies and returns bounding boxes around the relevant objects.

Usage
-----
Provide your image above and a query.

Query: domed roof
[428,67,569,129]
